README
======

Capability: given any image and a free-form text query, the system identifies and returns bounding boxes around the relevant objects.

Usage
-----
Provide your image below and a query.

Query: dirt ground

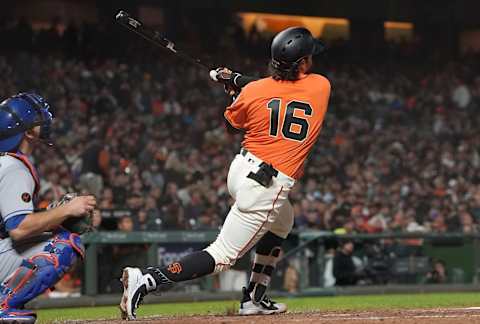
[72,307,480,324]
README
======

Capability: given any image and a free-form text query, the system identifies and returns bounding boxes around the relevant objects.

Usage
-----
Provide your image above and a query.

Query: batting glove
[209,67,242,96]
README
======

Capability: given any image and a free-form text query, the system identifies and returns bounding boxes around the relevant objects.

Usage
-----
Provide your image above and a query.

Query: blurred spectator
[117,215,134,233]
[135,210,148,231]
[333,241,358,286]
[423,259,448,284]
[323,246,336,288]
[451,79,471,109]
[91,209,102,230]
[283,260,299,293]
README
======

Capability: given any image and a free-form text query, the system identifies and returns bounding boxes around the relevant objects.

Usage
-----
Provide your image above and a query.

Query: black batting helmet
[270,27,325,71]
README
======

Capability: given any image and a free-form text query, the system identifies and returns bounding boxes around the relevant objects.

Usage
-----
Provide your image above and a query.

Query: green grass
[37,292,480,323]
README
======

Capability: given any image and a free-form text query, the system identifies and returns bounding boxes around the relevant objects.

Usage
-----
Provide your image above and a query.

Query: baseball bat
[115,10,211,70]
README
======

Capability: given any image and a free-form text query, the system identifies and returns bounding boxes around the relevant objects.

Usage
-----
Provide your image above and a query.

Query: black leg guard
[247,231,284,303]
[145,251,215,285]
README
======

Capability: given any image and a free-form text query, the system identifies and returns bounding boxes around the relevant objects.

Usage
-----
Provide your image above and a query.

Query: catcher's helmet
[0,92,53,152]
[271,27,325,71]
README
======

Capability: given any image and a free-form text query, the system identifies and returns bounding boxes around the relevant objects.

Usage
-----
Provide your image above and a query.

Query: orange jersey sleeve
[227,74,330,179]
[224,89,250,130]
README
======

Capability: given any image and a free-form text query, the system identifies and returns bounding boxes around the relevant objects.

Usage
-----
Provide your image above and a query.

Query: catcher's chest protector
[3,153,40,197]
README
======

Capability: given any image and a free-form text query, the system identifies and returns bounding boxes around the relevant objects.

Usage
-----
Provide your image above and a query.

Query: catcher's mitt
[49,193,94,234]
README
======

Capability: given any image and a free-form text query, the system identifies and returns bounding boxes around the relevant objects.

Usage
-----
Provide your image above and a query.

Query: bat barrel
[115,10,129,21]
[115,10,211,70]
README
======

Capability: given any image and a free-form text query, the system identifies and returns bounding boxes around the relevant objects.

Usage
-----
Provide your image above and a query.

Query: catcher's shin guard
[0,230,83,309]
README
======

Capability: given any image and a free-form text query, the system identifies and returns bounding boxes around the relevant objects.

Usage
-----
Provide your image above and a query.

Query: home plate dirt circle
[70,307,480,324]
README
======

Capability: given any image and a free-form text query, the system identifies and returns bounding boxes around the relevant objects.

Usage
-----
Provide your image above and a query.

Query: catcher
[0,93,96,323]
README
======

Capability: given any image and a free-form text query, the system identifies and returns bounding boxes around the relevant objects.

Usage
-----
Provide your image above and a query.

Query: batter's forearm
[9,205,71,241]
[233,75,259,88]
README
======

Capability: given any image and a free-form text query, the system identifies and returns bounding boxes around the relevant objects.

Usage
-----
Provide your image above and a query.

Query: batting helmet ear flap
[312,39,326,55]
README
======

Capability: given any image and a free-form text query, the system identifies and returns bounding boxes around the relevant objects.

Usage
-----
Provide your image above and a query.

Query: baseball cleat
[0,308,37,323]
[238,287,287,315]
[119,267,151,320]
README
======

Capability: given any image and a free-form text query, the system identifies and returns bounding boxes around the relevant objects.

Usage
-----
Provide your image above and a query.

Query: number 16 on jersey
[267,99,312,141]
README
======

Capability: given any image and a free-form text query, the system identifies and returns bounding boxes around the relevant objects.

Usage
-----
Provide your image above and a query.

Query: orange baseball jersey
[224,73,330,179]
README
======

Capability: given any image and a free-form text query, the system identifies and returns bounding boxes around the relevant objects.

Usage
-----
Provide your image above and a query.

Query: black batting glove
[209,67,242,96]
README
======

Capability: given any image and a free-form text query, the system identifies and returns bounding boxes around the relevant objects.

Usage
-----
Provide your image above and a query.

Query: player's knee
[285,215,294,235]
[270,207,294,239]
[38,230,84,277]
[269,218,293,239]
[256,231,284,255]
[47,230,85,260]
[33,234,80,283]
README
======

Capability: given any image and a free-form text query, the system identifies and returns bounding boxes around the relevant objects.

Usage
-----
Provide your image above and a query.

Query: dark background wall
[6,0,480,58]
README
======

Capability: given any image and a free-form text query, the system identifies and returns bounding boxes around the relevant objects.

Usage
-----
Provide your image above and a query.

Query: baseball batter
[0,93,96,323]
[120,27,330,319]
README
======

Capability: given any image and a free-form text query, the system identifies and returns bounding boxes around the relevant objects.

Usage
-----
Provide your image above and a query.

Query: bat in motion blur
[115,10,211,70]
[115,10,255,94]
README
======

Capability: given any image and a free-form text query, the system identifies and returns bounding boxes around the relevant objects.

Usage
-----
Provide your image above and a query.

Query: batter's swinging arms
[120,27,331,320]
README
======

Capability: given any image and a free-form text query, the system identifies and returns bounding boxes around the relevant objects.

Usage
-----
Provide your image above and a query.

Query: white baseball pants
[205,150,295,273]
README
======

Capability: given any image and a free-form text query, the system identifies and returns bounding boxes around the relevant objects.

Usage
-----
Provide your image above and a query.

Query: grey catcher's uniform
[0,154,53,282]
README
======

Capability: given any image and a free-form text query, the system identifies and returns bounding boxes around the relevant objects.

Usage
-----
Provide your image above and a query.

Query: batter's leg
[141,173,290,285]
[120,154,294,320]
[121,188,289,320]
[239,231,287,315]
[143,200,277,287]
[246,231,284,301]
[239,200,294,315]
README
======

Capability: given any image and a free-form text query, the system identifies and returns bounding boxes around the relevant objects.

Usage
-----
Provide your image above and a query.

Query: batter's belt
[240,148,281,188]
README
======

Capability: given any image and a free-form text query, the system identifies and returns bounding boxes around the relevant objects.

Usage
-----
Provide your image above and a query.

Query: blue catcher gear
[0,308,36,323]
[0,229,83,318]
[0,93,54,152]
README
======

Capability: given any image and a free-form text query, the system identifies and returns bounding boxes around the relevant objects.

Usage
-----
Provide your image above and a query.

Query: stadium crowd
[3,17,480,237]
